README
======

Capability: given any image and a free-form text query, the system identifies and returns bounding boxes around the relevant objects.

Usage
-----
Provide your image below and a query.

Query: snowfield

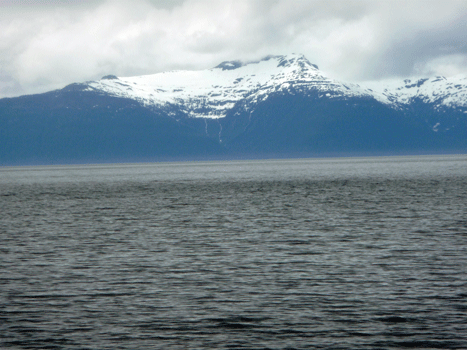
[84,54,467,119]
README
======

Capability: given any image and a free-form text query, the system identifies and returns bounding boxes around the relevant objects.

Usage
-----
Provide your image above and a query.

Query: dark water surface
[1,156,467,349]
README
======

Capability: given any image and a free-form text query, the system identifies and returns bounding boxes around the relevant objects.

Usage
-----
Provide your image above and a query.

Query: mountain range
[1,54,466,165]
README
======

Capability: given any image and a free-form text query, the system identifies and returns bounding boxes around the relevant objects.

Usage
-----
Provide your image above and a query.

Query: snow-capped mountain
[83,54,383,119]
[82,53,467,118]
[366,75,467,110]
[1,54,466,165]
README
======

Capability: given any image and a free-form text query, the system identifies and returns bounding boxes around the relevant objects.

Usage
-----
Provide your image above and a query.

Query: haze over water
[1,155,467,349]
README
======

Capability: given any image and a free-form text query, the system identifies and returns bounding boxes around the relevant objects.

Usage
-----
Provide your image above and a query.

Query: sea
[1,155,467,350]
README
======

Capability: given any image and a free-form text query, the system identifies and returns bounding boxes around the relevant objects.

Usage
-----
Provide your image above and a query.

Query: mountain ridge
[1,54,466,165]
[78,53,467,117]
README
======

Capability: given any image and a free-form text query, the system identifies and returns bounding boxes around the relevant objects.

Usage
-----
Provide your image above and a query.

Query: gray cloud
[1,0,466,97]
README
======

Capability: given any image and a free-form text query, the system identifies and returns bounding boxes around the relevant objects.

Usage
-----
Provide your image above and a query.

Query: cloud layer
[1,0,466,97]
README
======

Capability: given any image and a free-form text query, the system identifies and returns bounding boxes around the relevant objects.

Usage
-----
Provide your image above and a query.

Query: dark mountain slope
[0,90,225,165]
[219,92,462,157]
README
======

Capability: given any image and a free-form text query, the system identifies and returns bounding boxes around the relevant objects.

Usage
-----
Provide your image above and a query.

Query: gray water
[1,155,467,349]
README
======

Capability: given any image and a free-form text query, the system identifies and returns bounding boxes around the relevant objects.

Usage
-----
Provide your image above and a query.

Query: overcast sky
[1,0,467,98]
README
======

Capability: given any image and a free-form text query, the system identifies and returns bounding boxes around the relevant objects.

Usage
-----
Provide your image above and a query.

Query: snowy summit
[79,54,467,119]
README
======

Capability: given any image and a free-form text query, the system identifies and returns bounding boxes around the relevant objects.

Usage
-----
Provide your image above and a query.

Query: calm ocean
[1,155,467,349]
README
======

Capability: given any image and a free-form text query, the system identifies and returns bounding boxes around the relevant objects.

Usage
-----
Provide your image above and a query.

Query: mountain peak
[276,54,319,70]
[213,54,319,72]
[101,75,119,80]
[214,60,244,71]
[82,53,344,119]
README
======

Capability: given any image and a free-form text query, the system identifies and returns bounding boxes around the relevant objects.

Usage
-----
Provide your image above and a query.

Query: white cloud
[1,0,467,97]
[416,54,467,77]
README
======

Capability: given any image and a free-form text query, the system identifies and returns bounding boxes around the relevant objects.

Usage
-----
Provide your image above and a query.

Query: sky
[1,0,467,98]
